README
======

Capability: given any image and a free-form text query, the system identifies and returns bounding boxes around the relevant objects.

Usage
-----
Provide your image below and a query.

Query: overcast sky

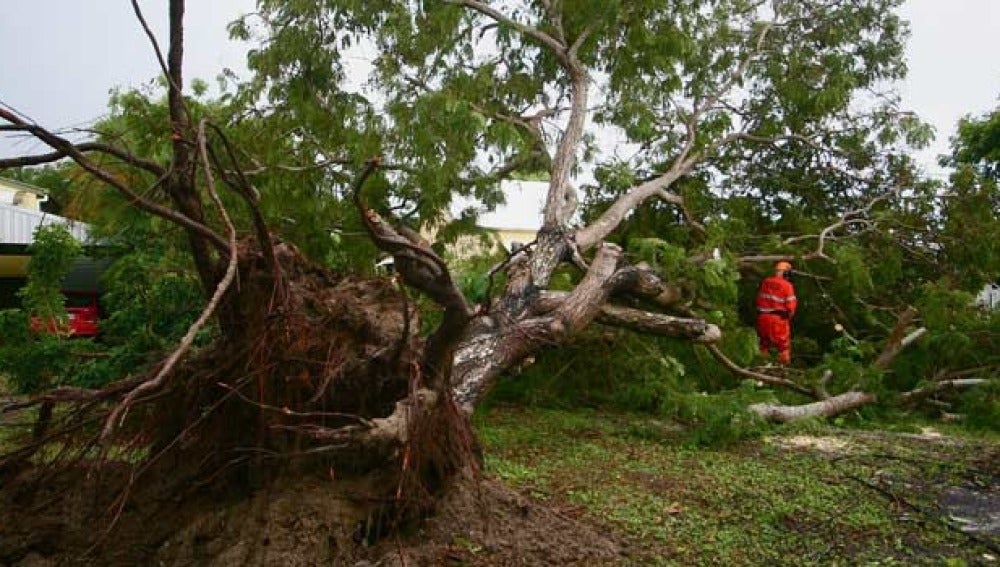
[1,1,998,177]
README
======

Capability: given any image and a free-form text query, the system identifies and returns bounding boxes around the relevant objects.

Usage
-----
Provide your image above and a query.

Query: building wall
[0,178,47,210]
[0,203,90,246]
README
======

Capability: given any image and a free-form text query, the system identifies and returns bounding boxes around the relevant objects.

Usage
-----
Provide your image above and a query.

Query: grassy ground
[3,370,998,565]
[475,405,1000,566]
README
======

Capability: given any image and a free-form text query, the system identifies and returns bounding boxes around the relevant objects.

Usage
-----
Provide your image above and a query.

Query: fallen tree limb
[613,262,685,309]
[0,141,165,174]
[898,378,990,406]
[874,306,924,370]
[749,391,875,423]
[594,304,721,343]
[705,344,815,397]
[746,307,934,422]
[751,378,992,424]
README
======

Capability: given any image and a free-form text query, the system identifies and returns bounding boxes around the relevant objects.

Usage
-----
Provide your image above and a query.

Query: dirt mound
[159,476,622,566]
[1,468,623,566]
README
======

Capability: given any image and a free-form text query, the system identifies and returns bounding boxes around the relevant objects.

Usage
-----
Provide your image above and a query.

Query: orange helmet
[775,261,793,272]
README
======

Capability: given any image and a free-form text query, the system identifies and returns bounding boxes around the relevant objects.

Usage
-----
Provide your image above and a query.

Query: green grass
[475,405,1000,566]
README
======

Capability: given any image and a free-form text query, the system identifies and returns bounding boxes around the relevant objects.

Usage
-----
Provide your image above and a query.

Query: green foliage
[0,225,82,393]
[0,240,206,394]
[20,225,81,321]
[0,310,75,394]
[947,105,1000,180]
[959,381,1000,432]
[628,238,688,277]
[679,388,770,448]
[450,252,506,305]
[939,166,1000,289]
[829,243,874,296]
[695,257,741,307]
[99,252,204,345]
[486,328,777,446]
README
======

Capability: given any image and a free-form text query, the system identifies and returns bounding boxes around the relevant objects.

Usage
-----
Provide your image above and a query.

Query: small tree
[0,225,81,393]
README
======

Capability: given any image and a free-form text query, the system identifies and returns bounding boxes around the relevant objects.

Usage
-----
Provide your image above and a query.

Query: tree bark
[749,392,876,423]
[534,291,720,342]
[452,243,626,411]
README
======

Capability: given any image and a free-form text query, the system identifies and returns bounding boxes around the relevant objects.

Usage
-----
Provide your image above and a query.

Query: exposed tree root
[0,242,477,560]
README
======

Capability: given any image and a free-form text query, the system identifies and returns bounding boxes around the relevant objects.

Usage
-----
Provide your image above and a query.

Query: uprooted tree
[2,0,999,560]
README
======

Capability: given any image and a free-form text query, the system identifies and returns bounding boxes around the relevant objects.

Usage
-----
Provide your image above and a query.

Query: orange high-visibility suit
[756,275,797,364]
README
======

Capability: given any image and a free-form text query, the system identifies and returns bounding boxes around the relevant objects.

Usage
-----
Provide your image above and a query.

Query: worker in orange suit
[756,261,798,364]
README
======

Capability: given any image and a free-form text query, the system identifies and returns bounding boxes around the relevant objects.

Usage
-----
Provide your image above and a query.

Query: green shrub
[484,328,775,446]
[0,242,207,394]
[958,381,1000,432]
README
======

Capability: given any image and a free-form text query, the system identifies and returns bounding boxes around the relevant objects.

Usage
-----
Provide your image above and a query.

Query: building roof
[0,177,49,196]
[0,203,91,245]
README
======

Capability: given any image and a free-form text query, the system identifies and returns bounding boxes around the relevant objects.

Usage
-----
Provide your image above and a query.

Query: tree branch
[575,166,691,250]
[0,107,229,252]
[873,306,923,370]
[534,290,720,343]
[750,391,875,423]
[102,119,240,439]
[204,122,278,271]
[575,21,776,251]
[0,140,165,175]
[353,158,473,387]
[443,0,567,61]
[131,0,179,98]
[611,262,686,309]
[531,243,624,338]
[738,185,903,266]
[898,379,990,406]
[657,189,707,237]
[675,21,775,171]
[706,344,815,397]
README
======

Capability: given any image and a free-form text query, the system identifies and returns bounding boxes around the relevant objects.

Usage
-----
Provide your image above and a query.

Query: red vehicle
[30,291,101,338]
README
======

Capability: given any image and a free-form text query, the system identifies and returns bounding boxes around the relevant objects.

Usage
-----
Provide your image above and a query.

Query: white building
[446,179,548,258]
[0,176,48,210]
[0,177,90,247]
[476,179,547,251]
[0,178,92,284]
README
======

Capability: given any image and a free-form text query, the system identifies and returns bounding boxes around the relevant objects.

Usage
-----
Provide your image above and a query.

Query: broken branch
[706,344,815,397]
[101,119,240,439]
